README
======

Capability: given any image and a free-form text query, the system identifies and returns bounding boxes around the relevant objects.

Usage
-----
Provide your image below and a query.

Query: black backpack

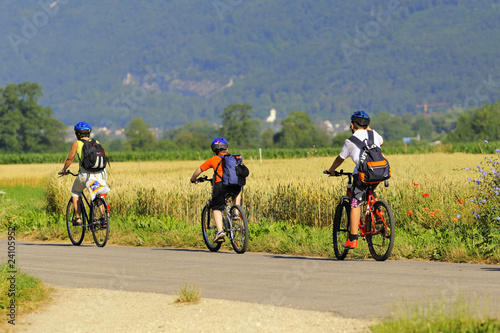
[80,139,108,172]
[349,130,391,184]
[215,154,250,186]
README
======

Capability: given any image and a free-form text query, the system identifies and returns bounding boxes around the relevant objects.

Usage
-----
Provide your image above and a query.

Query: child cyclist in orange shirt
[190,137,242,242]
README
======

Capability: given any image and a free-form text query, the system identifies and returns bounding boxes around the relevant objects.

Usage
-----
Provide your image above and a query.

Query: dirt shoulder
[13,287,373,333]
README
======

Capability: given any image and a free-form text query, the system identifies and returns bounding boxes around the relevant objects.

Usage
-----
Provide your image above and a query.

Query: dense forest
[0,0,499,130]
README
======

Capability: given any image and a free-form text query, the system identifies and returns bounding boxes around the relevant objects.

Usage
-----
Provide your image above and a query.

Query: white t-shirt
[339,129,384,174]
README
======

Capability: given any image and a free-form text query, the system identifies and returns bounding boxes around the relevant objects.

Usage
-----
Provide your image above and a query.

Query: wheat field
[1,153,487,228]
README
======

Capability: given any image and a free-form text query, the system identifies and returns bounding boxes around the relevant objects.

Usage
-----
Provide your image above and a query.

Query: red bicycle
[325,170,395,261]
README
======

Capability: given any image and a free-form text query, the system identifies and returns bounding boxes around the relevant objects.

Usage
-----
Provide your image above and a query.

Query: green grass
[371,292,500,333]
[0,262,52,325]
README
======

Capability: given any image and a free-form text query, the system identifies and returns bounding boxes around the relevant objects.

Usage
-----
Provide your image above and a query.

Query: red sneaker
[343,239,358,249]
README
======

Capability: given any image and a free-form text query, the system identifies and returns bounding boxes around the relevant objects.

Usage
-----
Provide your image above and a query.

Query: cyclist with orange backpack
[324,111,384,249]
[190,137,242,242]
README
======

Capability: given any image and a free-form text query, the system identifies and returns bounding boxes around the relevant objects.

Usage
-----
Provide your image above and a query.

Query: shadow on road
[21,242,90,248]
[481,267,500,271]
[151,247,233,255]
[267,255,332,261]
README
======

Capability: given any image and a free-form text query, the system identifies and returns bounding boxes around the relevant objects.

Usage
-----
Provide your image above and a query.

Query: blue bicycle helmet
[351,110,370,126]
[211,137,228,153]
[74,122,92,133]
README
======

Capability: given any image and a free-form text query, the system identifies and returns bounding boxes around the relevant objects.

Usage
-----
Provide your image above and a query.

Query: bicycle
[325,170,395,261]
[196,176,249,254]
[60,170,110,247]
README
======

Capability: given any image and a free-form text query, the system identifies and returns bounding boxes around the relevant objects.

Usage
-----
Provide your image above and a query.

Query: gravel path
[14,288,374,333]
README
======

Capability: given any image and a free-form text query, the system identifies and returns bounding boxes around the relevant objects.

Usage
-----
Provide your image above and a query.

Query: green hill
[1,0,499,129]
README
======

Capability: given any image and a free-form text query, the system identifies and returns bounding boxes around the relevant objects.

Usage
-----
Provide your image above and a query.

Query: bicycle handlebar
[58,170,78,177]
[323,169,353,177]
[195,175,212,184]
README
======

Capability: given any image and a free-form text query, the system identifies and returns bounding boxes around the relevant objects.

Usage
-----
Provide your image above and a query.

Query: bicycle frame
[78,193,92,228]
[333,170,390,238]
[359,189,386,238]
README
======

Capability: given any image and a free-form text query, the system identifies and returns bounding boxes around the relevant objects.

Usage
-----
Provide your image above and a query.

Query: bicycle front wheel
[333,201,350,260]
[366,200,395,261]
[90,197,110,247]
[66,198,85,245]
[201,204,222,252]
[229,205,249,254]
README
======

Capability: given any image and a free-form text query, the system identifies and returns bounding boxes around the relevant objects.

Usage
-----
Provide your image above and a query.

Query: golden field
[0,153,488,228]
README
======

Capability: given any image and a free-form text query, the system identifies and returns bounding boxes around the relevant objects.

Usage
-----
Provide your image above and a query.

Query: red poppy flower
[435,209,439,212]
[407,211,413,216]
[459,199,463,204]
[413,182,419,186]
[453,218,458,222]
[430,211,435,216]
[422,193,430,197]
[424,207,429,211]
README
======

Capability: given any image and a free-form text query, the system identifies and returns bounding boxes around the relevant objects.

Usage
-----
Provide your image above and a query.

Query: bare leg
[213,209,223,232]
[234,191,242,206]
[72,196,81,221]
[350,205,361,235]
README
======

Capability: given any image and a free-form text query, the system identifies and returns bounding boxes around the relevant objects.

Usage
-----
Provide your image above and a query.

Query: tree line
[0,82,499,153]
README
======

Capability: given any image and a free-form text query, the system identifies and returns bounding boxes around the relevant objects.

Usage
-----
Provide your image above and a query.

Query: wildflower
[430,211,435,216]
[457,215,461,219]
[497,217,500,221]
[453,218,458,222]
[475,206,479,209]
[424,207,429,212]
[496,149,500,154]
[458,199,463,204]
[413,182,419,186]
[422,193,430,197]
[484,140,489,143]
[407,211,413,216]
[435,209,439,212]
[467,178,472,181]
[476,180,481,185]
[465,168,469,171]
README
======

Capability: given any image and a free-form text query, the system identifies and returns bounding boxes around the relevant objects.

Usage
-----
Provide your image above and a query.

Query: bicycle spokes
[366,200,395,261]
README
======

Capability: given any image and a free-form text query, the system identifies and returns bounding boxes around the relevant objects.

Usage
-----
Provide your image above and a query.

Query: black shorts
[351,174,377,208]
[211,182,241,211]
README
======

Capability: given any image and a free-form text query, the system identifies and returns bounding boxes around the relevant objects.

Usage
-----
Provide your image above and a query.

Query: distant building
[266,109,277,123]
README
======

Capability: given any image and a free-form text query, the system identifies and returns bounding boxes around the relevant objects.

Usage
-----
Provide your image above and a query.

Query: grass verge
[0,263,53,326]
[1,185,499,262]
[370,292,500,333]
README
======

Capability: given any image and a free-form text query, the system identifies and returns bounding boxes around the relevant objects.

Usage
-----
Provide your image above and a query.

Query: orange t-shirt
[200,153,226,183]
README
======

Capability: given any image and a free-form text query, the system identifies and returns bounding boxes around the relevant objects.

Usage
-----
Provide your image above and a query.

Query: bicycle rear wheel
[66,198,85,245]
[333,201,350,260]
[366,200,394,261]
[201,204,222,252]
[90,197,110,247]
[229,205,249,254]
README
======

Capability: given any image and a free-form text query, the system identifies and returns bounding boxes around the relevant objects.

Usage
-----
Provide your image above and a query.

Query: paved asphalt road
[4,240,500,319]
